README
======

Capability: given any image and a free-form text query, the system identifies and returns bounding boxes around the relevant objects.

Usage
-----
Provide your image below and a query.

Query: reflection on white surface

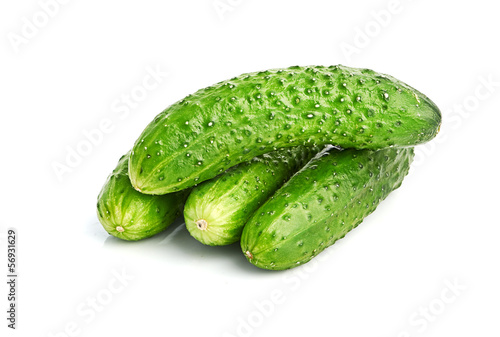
[100,216,269,275]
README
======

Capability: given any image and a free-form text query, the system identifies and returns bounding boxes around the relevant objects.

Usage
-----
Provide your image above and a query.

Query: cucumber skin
[240,147,414,270]
[97,152,188,241]
[184,145,321,246]
[129,65,440,194]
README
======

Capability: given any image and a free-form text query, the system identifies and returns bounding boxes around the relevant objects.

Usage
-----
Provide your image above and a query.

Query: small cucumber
[183,145,320,246]
[97,152,188,241]
[129,65,440,194]
[240,146,414,270]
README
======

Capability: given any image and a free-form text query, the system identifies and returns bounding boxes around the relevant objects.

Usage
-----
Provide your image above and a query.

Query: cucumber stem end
[196,219,208,231]
[245,250,253,260]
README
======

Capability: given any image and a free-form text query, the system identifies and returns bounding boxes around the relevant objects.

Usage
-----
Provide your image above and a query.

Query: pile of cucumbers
[97,65,441,270]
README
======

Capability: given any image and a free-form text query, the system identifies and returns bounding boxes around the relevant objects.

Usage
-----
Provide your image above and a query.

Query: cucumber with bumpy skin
[183,145,320,246]
[97,152,188,241]
[129,65,440,195]
[240,146,414,270]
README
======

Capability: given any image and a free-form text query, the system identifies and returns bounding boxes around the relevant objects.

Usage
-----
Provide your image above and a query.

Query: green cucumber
[97,152,188,241]
[129,65,440,194]
[183,145,320,246]
[240,146,414,270]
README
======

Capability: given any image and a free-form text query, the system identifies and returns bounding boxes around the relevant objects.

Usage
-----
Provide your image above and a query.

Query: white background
[1,0,499,336]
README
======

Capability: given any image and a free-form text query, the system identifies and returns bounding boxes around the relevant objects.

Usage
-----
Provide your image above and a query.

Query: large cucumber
[240,146,414,270]
[183,145,320,246]
[97,152,188,241]
[129,65,440,194]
